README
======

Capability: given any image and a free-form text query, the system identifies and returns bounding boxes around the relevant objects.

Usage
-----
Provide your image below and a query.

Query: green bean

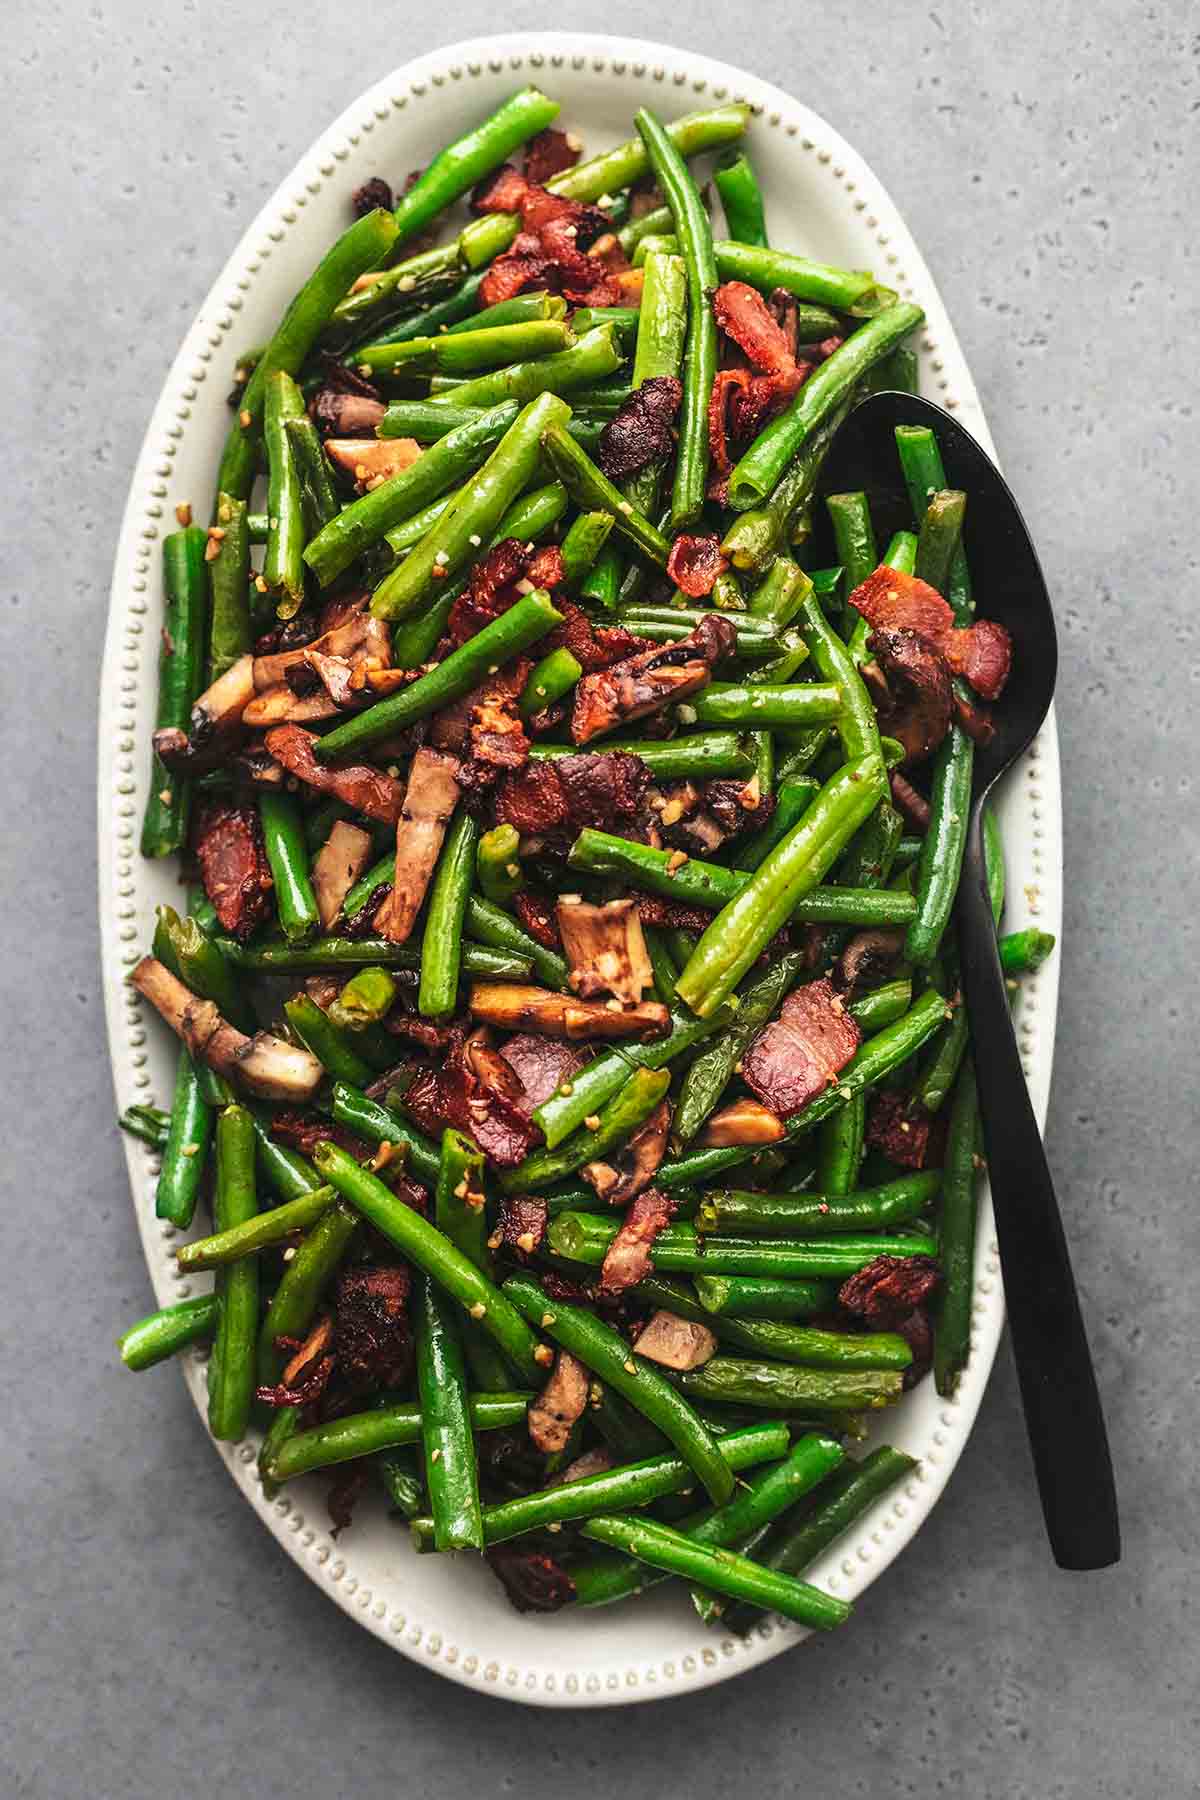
[581,1512,850,1629]
[723,1444,916,1634]
[815,1091,866,1197]
[217,208,398,501]
[680,1358,903,1414]
[869,343,920,393]
[424,325,621,412]
[465,893,568,992]
[721,394,859,575]
[983,803,1006,926]
[433,1126,489,1274]
[247,1107,326,1202]
[914,991,969,1115]
[286,412,342,537]
[377,1443,425,1519]
[712,240,892,313]
[386,480,568,642]
[698,1173,941,1238]
[580,543,622,607]
[745,556,812,629]
[118,1104,170,1149]
[329,1083,440,1188]
[932,1057,981,1397]
[413,1421,788,1552]
[357,318,573,377]
[728,303,924,511]
[713,148,769,247]
[369,394,570,620]
[258,790,319,943]
[518,646,583,718]
[848,978,912,1034]
[825,491,878,632]
[504,1273,734,1504]
[261,371,307,614]
[676,754,886,1016]
[688,681,843,729]
[218,933,531,981]
[914,489,967,597]
[706,1317,913,1371]
[693,1275,837,1320]
[501,1066,671,1194]
[322,592,562,758]
[631,231,680,266]
[475,823,524,904]
[617,204,674,254]
[999,928,1057,976]
[176,1186,334,1271]
[206,1106,259,1442]
[799,587,882,764]
[419,807,477,1018]
[571,304,640,345]
[635,108,718,528]
[207,493,252,680]
[673,952,809,1144]
[446,292,567,334]
[532,1002,727,1150]
[560,510,614,588]
[266,1392,531,1483]
[282,993,372,1086]
[314,1142,544,1380]
[614,605,778,652]
[306,399,519,585]
[550,104,750,208]
[414,1273,483,1552]
[379,399,490,442]
[153,905,252,1031]
[341,268,488,350]
[390,86,560,247]
[548,1211,935,1280]
[327,966,397,1033]
[539,422,670,566]
[118,1294,219,1371]
[155,1051,212,1228]
[141,527,207,858]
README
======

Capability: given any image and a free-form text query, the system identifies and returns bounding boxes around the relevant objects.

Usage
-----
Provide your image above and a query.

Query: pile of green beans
[120,81,1043,1647]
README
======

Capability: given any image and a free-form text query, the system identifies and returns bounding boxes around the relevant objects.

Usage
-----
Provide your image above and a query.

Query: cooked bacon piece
[469,982,670,1043]
[268,1111,372,1163]
[403,1028,537,1169]
[557,896,653,1005]
[326,1463,371,1537]
[633,1310,717,1372]
[952,688,997,747]
[471,163,532,214]
[742,977,861,1116]
[666,532,729,600]
[154,654,257,775]
[263,725,406,825]
[352,174,394,215]
[373,748,461,944]
[596,375,682,481]
[492,1194,550,1260]
[324,436,422,488]
[699,1098,786,1147]
[495,750,651,842]
[838,1253,942,1326]
[447,538,529,643]
[524,128,581,184]
[848,566,1013,700]
[193,802,274,938]
[866,1089,935,1170]
[475,177,618,308]
[469,688,530,773]
[890,770,932,833]
[335,1264,413,1392]
[835,929,907,997]
[499,1034,588,1114]
[599,1186,673,1294]
[309,390,386,438]
[381,1007,458,1050]
[520,186,609,252]
[704,775,772,839]
[512,889,561,950]
[130,957,323,1102]
[528,1350,590,1453]
[311,819,373,931]
[583,1100,671,1207]
[256,1313,337,1409]
[542,601,648,674]
[865,627,954,765]
[427,663,528,760]
[571,615,737,744]
[630,891,714,934]
[486,1543,576,1613]
[714,281,805,386]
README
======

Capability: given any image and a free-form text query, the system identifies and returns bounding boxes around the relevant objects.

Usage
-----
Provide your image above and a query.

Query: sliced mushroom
[527,1350,590,1454]
[583,1100,671,1207]
[130,957,323,1102]
[556,896,653,1006]
[698,1098,786,1147]
[311,819,374,931]
[374,747,461,944]
[153,653,257,774]
[263,724,407,825]
[835,929,907,997]
[252,604,390,694]
[866,626,953,765]
[632,1310,718,1372]
[325,436,422,487]
[311,392,386,437]
[242,685,341,728]
[545,1447,613,1487]
[468,982,670,1042]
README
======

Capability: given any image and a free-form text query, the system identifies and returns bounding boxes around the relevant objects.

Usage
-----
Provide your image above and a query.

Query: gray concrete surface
[4,4,1197,1795]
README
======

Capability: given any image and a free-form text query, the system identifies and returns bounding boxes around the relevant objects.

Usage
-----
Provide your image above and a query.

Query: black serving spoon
[814,390,1119,1571]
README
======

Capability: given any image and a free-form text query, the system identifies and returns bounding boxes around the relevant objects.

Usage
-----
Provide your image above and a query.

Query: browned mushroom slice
[311,819,374,931]
[263,724,407,825]
[570,615,738,745]
[374,747,462,944]
[527,1350,590,1454]
[699,1098,786,1147]
[311,391,386,437]
[632,1310,718,1371]
[252,603,390,694]
[864,626,953,766]
[153,652,257,773]
[242,685,342,728]
[468,983,670,1042]
[556,896,653,1006]
[130,957,323,1101]
[582,1100,671,1206]
[324,436,422,487]
[598,1186,673,1295]
[545,1447,613,1487]
[834,929,907,996]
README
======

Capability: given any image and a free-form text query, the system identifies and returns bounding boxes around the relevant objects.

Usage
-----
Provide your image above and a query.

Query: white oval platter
[99,32,1063,1707]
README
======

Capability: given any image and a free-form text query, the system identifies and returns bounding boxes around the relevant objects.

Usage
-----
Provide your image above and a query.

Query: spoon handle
[956,812,1120,1570]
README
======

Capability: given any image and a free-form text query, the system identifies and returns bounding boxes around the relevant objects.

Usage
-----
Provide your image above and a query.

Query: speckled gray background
[4,4,1197,1795]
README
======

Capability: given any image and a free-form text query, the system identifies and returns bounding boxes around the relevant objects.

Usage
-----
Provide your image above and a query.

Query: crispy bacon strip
[713,281,806,385]
[263,725,406,825]
[492,1194,550,1260]
[865,627,953,765]
[598,1186,672,1294]
[495,750,651,842]
[402,1028,537,1168]
[741,977,862,1116]
[499,1034,588,1114]
[524,128,581,184]
[194,802,274,938]
[866,1090,936,1170]
[849,566,1013,700]
[374,747,461,944]
[666,533,729,599]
